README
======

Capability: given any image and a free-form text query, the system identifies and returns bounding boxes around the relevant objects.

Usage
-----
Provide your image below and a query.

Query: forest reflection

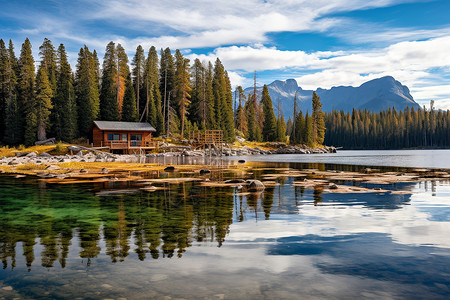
[0,179,277,270]
[0,165,420,271]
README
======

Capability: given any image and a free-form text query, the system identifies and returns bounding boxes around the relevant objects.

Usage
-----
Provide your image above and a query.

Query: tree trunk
[37,122,47,141]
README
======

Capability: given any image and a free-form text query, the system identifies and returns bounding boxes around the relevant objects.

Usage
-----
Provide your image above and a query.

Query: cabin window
[122,134,127,141]
[130,134,142,141]
[130,134,142,146]
[107,133,121,141]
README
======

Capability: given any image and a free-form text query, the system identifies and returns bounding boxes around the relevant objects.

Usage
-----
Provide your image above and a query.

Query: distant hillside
[243,76,420,118]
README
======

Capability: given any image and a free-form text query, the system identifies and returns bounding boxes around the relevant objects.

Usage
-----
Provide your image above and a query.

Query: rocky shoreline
[0,144,336,167]
[152,144,336,157]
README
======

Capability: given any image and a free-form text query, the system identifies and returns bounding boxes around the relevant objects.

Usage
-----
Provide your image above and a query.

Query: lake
[227,149,450,169]
[1,151,450,299]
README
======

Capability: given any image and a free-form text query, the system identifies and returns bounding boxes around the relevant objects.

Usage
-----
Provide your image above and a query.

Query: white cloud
[196,36,450,108]
[433,98,450,110]
[226,71,247,88]
[5,0,449,109]
[412,85,450,99]
[81,0,419,49]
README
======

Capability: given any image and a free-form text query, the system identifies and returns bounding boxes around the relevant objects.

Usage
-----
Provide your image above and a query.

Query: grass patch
[233,141,280,151]
[50,142,68,155]
[0,165,13,173]
[0,144,72,158]
[0,146,17,158]
[15,163,48,171]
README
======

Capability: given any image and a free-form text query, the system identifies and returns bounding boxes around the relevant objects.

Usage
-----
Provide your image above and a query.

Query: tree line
[234,85,326,145]
[1,37,331,147]
[285,91,326,146]
[324,103,450,149]
[0,38,236,145]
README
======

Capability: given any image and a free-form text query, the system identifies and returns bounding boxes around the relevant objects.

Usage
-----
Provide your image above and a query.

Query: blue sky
[1,0,450,109]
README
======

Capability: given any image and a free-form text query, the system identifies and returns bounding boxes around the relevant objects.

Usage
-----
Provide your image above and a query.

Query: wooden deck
[101,140,159,154]
[190,130,224,149]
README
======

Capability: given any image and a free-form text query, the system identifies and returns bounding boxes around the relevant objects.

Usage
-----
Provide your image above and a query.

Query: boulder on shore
[46,165,62,170]
[246,180,265,192]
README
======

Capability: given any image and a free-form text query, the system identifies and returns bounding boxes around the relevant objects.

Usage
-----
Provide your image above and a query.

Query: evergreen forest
[324,104,450,149]
[0,38,241,144]
[1,38,449,149]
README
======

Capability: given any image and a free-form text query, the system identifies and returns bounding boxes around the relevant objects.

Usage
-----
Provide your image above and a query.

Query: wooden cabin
[89,121,157,154]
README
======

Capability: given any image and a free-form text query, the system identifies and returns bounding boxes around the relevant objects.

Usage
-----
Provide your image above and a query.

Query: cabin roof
[92,121,156,132]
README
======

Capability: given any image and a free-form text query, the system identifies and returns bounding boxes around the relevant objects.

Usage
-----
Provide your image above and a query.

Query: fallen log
[35,138,56,145]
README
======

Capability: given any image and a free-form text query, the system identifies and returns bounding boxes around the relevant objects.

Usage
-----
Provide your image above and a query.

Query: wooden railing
[103,140,158,149]
[190,130,223,145]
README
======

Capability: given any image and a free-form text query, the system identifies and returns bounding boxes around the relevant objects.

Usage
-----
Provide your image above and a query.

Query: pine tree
[8,40,19,76]
[261,84,277,141]
[205,62,215,129]
[189,58,205,127]
[246,93,256,141]
[147,84,157,125]
[24,111,37,146]
[92,50,100,85]
[276,114,287,142]
[0,39,8,141]
[35,65,53,141]
[305,112,313,147]
[75,46,100,137]
[223,71,235,141]
[99,42,119,120]
[116,44,129,113]
[144,46,162,133]
[121,74,138,122]
[132,45,145,115]
[286,117,294,139]
[52,44,77,141]
[295,111,305,144]
[235,86,247,135]
[275,96,286,142]
[18,38,36,144]
[311,91,325,145]
[160,48,175,133]
[212,58,234,142]
[4,93,19,145]
[38,38,57,92]
[174,50,191,138]
[3,40,19,144]
[290,91,298,144]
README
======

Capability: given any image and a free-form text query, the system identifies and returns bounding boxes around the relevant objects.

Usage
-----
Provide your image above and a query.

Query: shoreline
[1,154,449,196]
[1,146,449,190]
[0,143,336,171]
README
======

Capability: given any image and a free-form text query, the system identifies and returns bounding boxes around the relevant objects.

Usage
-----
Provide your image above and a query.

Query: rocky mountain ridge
[244,76,420,117]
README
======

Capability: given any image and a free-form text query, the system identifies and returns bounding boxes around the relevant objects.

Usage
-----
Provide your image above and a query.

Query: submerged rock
[329,183,338,189]
[225,179,246,184]
[164,166,176,172]
[199,169,211,175]
[247,180,265,192]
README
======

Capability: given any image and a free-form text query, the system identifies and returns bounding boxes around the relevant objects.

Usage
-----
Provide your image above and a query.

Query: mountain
[243,76,420,118]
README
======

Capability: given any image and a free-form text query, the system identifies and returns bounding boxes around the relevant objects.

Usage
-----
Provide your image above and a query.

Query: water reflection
[0,178,240,269]
[0,174,419,270]
[1,171,450,299]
